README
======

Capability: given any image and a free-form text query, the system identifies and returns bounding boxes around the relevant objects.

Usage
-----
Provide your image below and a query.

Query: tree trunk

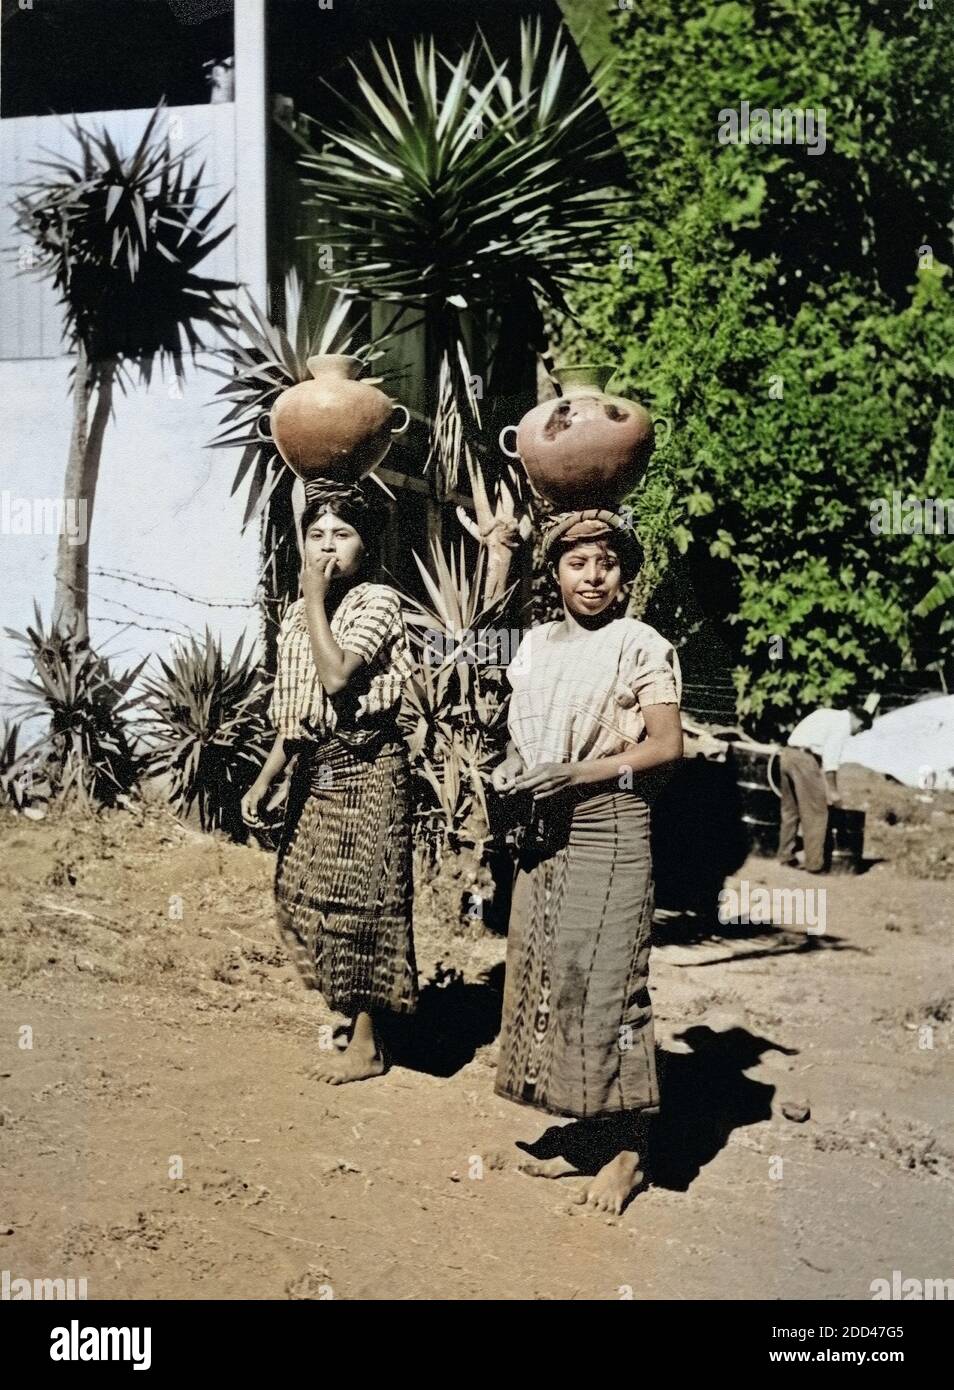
[53,346,115,641]
[261,466,300,675]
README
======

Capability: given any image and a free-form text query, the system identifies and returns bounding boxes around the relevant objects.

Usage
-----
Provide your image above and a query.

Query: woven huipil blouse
[269,582,414,741]
[506,616,681,771]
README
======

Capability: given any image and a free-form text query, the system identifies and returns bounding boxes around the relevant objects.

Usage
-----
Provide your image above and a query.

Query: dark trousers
[779,746,829,872]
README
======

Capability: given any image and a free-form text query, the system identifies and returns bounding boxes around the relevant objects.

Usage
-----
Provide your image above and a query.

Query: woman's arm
[303,592,365,695]
[241,734,291,826]
[575,704,683,787]
[301,555,367,695]
[258,733,291,786]
[491,737,525,792]
[514,705,683,799]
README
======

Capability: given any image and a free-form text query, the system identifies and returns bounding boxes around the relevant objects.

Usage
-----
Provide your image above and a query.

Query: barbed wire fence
[85,565,260,642]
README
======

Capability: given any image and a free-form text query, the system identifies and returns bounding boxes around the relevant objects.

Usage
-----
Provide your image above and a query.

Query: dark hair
[550,531,642,586]
[299,480,389,582]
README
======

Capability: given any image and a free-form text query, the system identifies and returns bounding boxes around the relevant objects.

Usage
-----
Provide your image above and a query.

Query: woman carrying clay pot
[242,479,418,1083]
[491,510,683,1213]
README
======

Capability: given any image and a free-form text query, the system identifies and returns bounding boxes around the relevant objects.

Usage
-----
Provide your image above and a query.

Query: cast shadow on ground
[380,961,505,1078]
[653,915,863,965]
[519,1025,795,1195]
[650,1025,794,1191]
[382,979,794,1200]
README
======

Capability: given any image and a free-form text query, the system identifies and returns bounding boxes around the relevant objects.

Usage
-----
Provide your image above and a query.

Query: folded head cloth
[542,508,640,571]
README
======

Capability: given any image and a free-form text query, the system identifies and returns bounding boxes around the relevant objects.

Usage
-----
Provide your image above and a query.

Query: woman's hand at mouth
[301,553,337,603]
[511,762,580,801]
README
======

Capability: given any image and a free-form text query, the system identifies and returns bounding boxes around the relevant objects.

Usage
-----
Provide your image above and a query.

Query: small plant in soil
[5,606,144,810]
[140,628,270,837]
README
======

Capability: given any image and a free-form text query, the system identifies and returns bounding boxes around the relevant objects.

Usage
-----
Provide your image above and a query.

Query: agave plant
[401,661,504,858]
[294,19,627,491]
[12,101,236,638]
[397,539,513,855]
[206,270,385,667]
[141,628,270,835]
[4,607,145,809]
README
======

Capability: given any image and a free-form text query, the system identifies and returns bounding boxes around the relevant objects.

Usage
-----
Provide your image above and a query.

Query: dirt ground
[1,776,953,1301]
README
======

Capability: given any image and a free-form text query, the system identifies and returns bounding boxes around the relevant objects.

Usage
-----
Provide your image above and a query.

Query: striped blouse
[506,616,681,771]
[269,582,414,741]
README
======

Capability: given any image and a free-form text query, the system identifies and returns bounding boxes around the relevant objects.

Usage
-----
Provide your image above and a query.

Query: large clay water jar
[263,353,410,482]
[499,365,670,508]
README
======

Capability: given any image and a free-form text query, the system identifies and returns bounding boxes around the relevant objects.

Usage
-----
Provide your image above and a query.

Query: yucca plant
[12,100,235,638]
[141,629,270,836]
[294,19,627,491]
[4,607,145,809]
[206,270,384,668]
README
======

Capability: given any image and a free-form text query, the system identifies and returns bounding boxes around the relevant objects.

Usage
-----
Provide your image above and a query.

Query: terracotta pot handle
[499,425,520,459]
[653,415,673,450]
[256,411,273,442]
[390,404,411,436]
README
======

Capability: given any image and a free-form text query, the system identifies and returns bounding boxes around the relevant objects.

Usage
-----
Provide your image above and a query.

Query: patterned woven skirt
[274,732,417,1016]
[495,785,659,1120]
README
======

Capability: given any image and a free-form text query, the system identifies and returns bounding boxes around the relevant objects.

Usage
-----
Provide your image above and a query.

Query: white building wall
[0,354,260,709]
[0,96,264,712]
[0,103,238,359]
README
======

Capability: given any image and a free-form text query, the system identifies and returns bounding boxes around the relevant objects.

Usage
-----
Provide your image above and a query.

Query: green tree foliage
[560,0,954,729]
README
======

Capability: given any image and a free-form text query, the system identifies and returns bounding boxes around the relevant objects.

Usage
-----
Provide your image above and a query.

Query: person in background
[779,703,875,873]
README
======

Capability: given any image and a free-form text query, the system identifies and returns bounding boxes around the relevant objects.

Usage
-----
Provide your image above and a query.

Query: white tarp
[844,695,954,790]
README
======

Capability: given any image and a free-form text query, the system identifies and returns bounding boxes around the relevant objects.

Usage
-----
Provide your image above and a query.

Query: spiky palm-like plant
[12,101,235,637]
[294,19,626,492]
[4,606,145,809]
[140,629,270,836]
[0,720,29,811]
[398,539,513,857]
[207,270,384,668]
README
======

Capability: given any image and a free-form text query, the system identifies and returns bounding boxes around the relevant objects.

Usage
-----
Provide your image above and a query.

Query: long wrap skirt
[274,731,418,1016]
[495,785,660,1120]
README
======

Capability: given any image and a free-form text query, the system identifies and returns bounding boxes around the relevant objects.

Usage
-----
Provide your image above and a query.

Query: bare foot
[311,1046,386,1085]
[517,1154,580,1180]
[573,1150,645,1215]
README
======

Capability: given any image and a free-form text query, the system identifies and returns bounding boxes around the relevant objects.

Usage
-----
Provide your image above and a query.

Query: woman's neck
[557,606,619,637]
